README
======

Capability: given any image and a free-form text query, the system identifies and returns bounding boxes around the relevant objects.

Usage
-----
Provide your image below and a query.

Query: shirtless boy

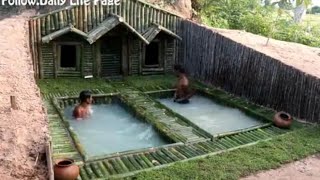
[73,90,93,120]
[173,65,195,104]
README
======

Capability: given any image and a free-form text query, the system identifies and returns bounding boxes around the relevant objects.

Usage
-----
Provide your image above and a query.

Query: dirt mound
[0,10,48,179]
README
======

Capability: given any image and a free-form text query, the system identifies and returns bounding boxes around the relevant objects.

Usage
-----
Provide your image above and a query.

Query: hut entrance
[100,36,122,77]
[60,45,77,68]
[145,41,160,67]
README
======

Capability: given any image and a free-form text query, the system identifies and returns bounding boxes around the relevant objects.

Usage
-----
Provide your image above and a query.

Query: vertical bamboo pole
[33,20,39,78]
[10,96,18,110]
[125,0,129,22]
[148,7,154,26]
[144,5,148,30]
[130,0,134,26]
[105,1,109,15]
[75,7,79,28]
[83,5,88,32]
[54,13,58,29]
[66,9,70,24]
[71,8,75,26]
[141,5,145,31]
[134,1,137,29]
[50,15,55,31]
[41,17,45,35]
[92,3,96,28]
[53,43,57,78]
[79,6,83,31]
[46,15,50,34]
[37,18,43,79]
[95,2,99,25]
[136,3,140,32]
[87,5,92,31]
[140,3,144,32]
[114,0,118,15]
[29,20,35,77]
[58,11,63,28]
[100,1,103,22]
[120,0,124,17]
[95,3,99,26]
[63,10,67,27]
[160,12,163,26]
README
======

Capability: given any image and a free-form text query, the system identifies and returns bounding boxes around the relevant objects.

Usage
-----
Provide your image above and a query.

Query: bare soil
[0,10,48,180]
[241,154,320,180]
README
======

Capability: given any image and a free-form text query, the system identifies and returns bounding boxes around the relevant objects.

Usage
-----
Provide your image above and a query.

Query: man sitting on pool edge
[73,90,93,120]
[173,64,196,104]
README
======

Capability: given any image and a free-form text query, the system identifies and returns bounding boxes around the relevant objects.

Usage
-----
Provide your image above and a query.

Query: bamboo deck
[42,81,300,179]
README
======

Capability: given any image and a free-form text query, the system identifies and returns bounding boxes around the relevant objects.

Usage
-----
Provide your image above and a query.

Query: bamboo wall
[165,39,175,73]
[29,0,181,78]
[177,20,320,123]
[129,37,142,75]
[41,33,93,78]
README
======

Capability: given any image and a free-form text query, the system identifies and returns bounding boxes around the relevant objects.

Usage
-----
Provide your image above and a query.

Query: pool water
[64,103,168,158]
[157,95,264,135]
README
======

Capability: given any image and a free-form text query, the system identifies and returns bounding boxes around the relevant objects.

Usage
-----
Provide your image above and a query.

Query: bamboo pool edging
[85,128,297,180]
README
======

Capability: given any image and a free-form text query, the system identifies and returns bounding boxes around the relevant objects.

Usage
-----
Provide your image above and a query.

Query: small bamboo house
[29,0,182,79]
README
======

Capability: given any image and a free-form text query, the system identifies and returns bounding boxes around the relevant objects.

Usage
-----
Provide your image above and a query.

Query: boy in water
[173,65,195,104]
[73,90,93,120]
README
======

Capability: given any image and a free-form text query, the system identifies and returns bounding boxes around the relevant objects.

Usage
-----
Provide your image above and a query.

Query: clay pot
[273,111,293,128]
[54,159,79,180]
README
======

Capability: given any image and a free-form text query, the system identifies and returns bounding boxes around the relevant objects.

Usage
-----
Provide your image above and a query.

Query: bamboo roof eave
[86,14,149,45]
[41,25,88,43]
[142,23,182,42]
[86,15,121,44]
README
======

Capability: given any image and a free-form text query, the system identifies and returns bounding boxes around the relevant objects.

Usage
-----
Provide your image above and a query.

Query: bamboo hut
[29,0,182,78]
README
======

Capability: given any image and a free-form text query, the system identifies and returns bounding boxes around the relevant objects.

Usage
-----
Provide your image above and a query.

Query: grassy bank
[133,125,319,180]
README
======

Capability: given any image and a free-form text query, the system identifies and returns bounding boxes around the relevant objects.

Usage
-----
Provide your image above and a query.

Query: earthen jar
[273,111,293,128]
[54,159,79,180]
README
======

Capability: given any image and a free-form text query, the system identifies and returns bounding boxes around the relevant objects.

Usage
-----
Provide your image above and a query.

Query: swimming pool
[157,95,264,135]
[63,104,168,159]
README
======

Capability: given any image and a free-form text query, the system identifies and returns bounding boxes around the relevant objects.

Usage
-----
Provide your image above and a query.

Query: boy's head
[79,90,92,104]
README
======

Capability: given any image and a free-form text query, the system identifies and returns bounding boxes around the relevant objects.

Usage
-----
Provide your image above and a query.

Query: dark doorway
[60,45,77,68]
[100,36,122,76]
[145,41,159,67]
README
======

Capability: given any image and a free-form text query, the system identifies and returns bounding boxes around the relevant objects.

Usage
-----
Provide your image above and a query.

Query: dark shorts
[174,98,190,104]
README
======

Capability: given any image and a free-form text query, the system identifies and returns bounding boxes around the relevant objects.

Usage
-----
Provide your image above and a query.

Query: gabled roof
[42,25,88,43]
[86,14,149,44]
[142,23,182,42]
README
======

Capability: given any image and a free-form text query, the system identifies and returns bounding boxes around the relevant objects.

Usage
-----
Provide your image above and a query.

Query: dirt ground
[241,154,320,180]
[0,10,48,180]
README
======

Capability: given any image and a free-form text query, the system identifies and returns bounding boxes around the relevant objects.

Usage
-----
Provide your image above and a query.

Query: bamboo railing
[177,20,320,123]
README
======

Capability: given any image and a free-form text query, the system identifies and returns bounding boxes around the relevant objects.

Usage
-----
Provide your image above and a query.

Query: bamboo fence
[177,20,320,123]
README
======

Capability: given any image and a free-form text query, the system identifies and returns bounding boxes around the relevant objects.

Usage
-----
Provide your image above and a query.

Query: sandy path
[241,154,320,180]
[0,10,48,179]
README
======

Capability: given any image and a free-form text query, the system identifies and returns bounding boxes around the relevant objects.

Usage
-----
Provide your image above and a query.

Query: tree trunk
[293,4,306,23]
